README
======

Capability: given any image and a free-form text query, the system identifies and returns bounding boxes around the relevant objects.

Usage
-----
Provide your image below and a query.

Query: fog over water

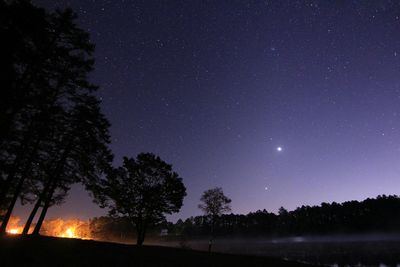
[150,234,400,267]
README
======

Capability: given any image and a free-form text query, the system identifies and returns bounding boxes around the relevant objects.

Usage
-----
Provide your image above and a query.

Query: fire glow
[5,216,24,235]
[7,228,20,235]
[64,228,75,238]
[6,216,91,239]
[41,218,91,239]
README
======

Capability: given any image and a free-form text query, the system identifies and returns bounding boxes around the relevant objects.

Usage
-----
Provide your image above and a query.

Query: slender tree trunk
[22,196,42,235]
[137,231,145,245]
[32,180,57,235]
[208,216,216,253]
[0,157,23,206]
[0,170,16,207]
[137,236,143,245]
[140,225,146,245]
[0,175,27,234]
[0,133,43,234]
[0,122,36,205]
[135,217,147,246]
[136,222,143,245]
[31,204,46,236]
[30,136,74,236]
[22,176,54,235]
[0,131,41,216]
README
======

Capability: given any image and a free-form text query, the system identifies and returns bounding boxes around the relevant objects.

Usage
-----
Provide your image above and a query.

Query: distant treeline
[176,195,400,237]
[90,195,400,241]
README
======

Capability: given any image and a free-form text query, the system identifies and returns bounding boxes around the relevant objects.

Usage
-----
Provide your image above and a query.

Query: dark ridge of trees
[88,216,172,242]
[172,195,400,237]
[86,195,400,242]
[0,0,112,234]
[89,216,136,242]
[93,153,187,245]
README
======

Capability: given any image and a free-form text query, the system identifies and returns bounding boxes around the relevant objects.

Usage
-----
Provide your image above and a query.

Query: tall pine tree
[0,1,113,234]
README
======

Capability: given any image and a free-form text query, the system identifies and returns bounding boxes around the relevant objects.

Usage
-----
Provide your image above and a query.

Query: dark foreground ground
[0,235,318,267]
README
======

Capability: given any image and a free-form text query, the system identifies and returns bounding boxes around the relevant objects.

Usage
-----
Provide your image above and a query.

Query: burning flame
[41,218,90,239]
[62,228,76,238]
[5,216,24,235]
[5,216,91,239]
[7,228,20,234]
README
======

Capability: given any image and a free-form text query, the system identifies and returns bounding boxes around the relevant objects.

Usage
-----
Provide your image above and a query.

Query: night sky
[16,0,400,221]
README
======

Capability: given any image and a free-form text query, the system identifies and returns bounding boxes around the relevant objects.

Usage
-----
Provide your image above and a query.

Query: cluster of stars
[28,0,400,219]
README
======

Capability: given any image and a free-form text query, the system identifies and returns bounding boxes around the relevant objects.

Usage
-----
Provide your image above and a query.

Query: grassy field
[0,235,318,267]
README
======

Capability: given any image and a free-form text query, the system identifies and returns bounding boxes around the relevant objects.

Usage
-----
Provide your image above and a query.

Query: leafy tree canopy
[199,187,232,218]
[98,153,186,245]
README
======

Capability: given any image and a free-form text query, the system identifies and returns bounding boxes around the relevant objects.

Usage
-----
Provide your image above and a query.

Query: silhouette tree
[0,0,52,227]
[198,187,231,252]
[97,153,186,245]
[23,96,112,235]
[0,1,112,234]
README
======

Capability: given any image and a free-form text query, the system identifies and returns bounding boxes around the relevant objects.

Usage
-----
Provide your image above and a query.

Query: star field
[17,0,400,221]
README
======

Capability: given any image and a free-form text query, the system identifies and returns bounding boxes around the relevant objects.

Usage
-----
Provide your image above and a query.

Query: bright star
[277,146,283,152]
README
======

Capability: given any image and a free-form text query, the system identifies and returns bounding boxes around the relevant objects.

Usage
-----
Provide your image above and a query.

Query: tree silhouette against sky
[0,0,112,235]
[199,187,231,252]
[95,153,186,245]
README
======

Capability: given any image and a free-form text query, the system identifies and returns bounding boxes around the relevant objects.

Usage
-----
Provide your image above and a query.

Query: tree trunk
[208,215,216,253]
[0,135,43,233]
[0,169,16,207]
[136,223,143,245]
[135,218,146,246]
[137,230,145,246]
[32,180,57,235]
[22,195,43,235]
[140,225,146,245]
[208,239,213,253]
[30,136,74,236]
[0,122,37,206]
[0,175,26,234]
[0,134,43,234]
[22,175,54,235]
[0,155,24,207]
